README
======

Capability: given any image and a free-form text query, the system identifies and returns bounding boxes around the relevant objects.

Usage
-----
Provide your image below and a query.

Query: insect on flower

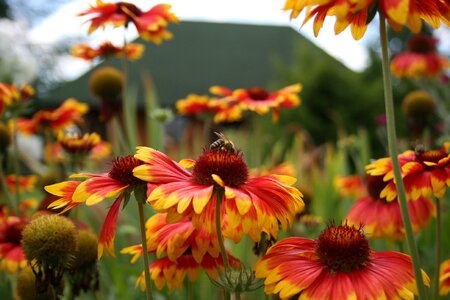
[209,132,238,154]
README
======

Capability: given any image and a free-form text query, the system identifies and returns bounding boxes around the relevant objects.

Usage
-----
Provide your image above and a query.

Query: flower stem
[379,15,428,300]
[215,188,229,269]
[137,201,153,300]
[11,117,20,212]
[0,155,16,214]
[433,197,441,300]
[215,188,231,300]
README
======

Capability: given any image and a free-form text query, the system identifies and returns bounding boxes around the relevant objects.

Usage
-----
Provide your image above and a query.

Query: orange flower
[72,41,144,61]
[176,94,212,116]
[346,174,435,240]
[45,155,149,258]
[441,259,450,296]
[16,98,88,135]
[133,145,304,242]
[0,214,28,273]
[79,1,178,44]
[210,84,302,122]
[283,0,450,40]
[0,83,34,116]
[255,223,429,299]
[334,174,366,199]
[251,162,297,178]
[391,34,450,78]
[5,175,37,193]
[122,213,238,291]
[366,145,450,201]
[57,131,101,154]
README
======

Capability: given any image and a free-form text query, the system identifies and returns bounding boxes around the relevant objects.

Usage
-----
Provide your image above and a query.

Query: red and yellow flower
[79,1,178,44]
[133,146,304,242]
[0,83,34,116]
[121,214,238,291]
[0,214,28,273]
[210,84,302,122]
[45,155,148,258]
[16,98,89,135]
[441,259,450,296]
[334,174,366,199]
[366,145,450,201]
[5,175,37,193]
[176,94,212,116]
[283,0,450,40]
[346,174,435,240]
[72,41,144,61]
[255,223,429,299]
[57,131,101,154]
[391,34,450,78]
[122,213,238,291]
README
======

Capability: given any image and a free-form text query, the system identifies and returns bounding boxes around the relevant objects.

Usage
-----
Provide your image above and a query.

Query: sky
[27,0,380,79]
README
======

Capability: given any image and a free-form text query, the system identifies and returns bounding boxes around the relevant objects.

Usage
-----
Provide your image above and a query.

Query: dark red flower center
[366,174,388,201]
[109,155,145,185]
[192,150,248,187]
[408,34,437,53]
[415,147,447,167]
[3,219,26,245]
[247,87,269,101]
[316,223,371,273]
[118,2,143,18]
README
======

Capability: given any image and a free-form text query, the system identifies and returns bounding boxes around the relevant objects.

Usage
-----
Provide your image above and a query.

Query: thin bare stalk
[379,15,428,299]
[137,201,153,300]
[432,197,441,300]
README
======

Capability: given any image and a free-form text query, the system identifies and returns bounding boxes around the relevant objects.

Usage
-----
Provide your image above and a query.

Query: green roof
[46,21,348,108]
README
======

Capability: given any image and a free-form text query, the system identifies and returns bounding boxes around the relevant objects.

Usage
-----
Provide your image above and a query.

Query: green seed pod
[14,266,53,300]
[89,66,124,100]
[402,90,436,118]
[71,229,98,270]
[21,214,77,269]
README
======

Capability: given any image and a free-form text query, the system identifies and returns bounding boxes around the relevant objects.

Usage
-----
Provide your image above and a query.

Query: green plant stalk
[214,187,231,300]
[379,15,428,299]
[137,201,153,300]
[0,155,16,214]
[11,117,20,212]
[215,188,229,268]
[235,291,241,300]
[121,35,139,152]
[432,197,441,300]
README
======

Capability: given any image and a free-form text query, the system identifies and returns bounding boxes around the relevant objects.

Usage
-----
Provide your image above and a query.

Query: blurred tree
[0,0,9,18]
[270,39,386,156]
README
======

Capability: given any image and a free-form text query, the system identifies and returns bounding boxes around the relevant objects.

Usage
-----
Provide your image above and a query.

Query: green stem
[185,278,193,300]
[0,155,16,214]
[432,197,441,300]
[379,16,428,300]
[236,291,242,300]
[11,118,20,212]
[137,201,153,300]
[215,188,229,269]
[215,188,231,300]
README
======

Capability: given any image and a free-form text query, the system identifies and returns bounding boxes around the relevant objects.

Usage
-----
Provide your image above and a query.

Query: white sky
[28,0,376,80]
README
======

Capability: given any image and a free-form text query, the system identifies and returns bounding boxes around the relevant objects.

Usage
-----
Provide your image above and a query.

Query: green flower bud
[71,229,97,270]
[89,67,124,100]
[14,266,53,300]
[21,214,77,269]
[402,90,436,118]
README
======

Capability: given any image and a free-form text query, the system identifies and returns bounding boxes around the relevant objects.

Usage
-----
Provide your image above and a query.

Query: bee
[210,132,238,154]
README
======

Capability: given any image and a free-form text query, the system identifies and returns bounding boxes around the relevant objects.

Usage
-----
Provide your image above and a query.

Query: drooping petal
[97,194,124,258]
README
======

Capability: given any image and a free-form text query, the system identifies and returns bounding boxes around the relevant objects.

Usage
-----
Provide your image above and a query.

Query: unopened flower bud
[22,214,77,269]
